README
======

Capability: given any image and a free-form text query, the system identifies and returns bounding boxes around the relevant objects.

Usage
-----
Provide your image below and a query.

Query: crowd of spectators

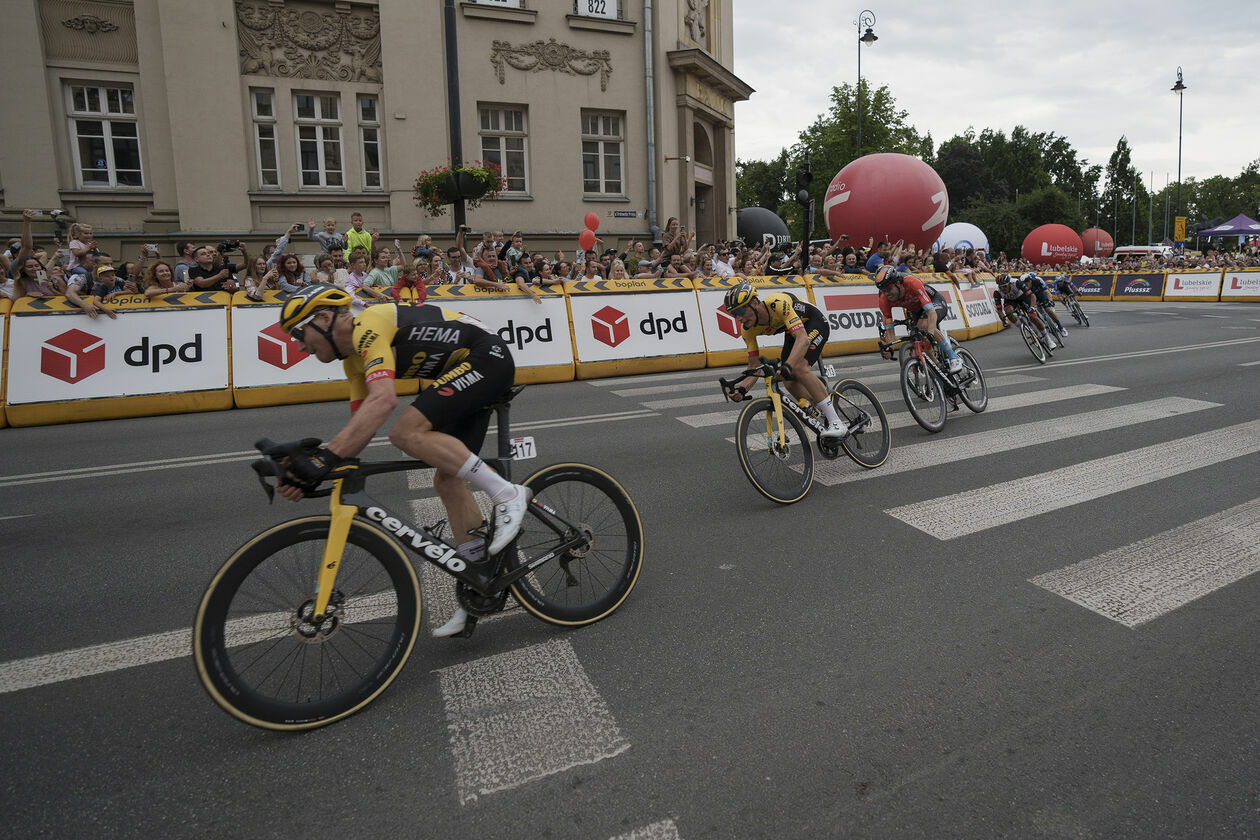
[4,206,1258,320]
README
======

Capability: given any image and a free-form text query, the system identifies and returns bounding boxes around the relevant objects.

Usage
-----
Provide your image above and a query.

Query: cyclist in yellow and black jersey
[722,283,849,440]
[276,285,531,638]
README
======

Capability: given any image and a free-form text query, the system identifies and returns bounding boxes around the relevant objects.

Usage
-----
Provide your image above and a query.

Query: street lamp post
[1171,67,1186,245]
[855,10,877,158]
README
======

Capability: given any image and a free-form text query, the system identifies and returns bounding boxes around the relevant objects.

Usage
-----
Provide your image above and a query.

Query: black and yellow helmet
[724,282,757,315]
[278,283,353,333]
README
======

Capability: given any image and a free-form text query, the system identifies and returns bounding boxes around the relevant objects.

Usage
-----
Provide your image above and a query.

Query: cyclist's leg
[782,325,845,434]
[921,307,960,365]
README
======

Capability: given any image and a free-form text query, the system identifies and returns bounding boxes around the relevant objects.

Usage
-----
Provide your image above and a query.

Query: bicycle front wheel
[954,347,988,412]
[832,379,891,468]
[508,463,643,626]
[735,397,814,503]
[1019,321,1048,363]
[193,516,421,731]
[899,359,947,433]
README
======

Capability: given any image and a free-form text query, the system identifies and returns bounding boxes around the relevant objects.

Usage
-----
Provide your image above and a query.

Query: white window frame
[294,92,345,190]
[65,83,144,189]
[478,105,529,195]
[358,95,383,191]
[581,110,625,196]
[251,89,281,190]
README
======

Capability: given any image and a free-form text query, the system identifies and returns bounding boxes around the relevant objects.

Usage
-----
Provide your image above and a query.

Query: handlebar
[251,437,335,501]
[718,356,796,400]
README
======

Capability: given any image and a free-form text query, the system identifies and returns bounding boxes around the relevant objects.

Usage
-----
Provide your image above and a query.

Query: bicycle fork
[313,481,355,622]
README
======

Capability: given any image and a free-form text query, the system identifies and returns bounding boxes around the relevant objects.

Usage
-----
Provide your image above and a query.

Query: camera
[217,239,242,253]
[145,243,159,254]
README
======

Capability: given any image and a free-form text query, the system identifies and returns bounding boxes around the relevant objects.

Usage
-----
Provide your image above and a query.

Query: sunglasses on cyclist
[288,311,321,343]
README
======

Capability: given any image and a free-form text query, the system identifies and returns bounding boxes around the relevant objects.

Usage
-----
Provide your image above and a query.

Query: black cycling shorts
[410,336,515,453]
[781,315,829,365]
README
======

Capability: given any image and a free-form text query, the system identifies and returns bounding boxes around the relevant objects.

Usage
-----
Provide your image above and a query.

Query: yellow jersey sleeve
[345,304,399,409]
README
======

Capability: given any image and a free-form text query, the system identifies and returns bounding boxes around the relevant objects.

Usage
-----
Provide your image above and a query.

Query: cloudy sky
[731,0,1258,192]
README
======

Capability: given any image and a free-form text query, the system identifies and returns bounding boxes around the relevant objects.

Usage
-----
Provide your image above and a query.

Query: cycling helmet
[724,282,757,315]
[873,265,903,290]
[279,283,353,333]
[995,272,1012,286]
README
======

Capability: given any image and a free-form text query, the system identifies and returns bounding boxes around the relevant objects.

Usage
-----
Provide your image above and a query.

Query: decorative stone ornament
[235,1,382,82]
[490,38,612,91]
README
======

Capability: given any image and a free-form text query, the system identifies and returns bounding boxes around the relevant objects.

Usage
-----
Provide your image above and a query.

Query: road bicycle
[1037,301,1068,347]
[193,386,643,731]
[717,357,890,504]
[1056,291,1090,327]
[1008,304,1055,364]
[881,319,988,434]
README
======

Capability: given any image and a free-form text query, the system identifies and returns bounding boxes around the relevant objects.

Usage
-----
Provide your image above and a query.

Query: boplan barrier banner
[1163,270,1223,301]
[1220,269,1260,301]
[1073,273,1116,299]
[231,294,345,388]
[423,283,574,375]
[693,275,812,356]
[1112,273,1166,300]
[564,277,705,366]
[6,294,229,404]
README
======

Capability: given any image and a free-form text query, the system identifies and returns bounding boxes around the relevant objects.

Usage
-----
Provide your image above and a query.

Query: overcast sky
[731,0,1259,194]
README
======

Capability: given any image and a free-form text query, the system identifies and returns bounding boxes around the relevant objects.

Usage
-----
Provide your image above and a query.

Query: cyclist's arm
[326,375,396,459]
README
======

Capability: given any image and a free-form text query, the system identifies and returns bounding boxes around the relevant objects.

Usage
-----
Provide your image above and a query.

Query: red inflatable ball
[584,212,600,231]
[1021,224,1083,265]
[1079,228,1114,258]
[823,153,949,253]
[578,228,596,251]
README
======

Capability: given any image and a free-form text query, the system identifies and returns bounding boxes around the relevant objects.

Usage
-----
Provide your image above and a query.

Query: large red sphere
[823,154,949,253]
[1022,224,1083,265]
[1079,228,1114,258]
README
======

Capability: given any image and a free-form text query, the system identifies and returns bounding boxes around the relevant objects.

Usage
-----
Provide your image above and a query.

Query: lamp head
[861,27,878,45]
[1171,66,1186,95]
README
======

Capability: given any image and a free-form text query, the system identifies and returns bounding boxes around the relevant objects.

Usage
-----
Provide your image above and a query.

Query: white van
[1112,245,1172,261]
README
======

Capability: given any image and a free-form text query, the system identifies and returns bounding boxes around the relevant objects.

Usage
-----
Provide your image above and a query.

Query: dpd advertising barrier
[693,275,813,366]
[0,297,9,427]
[230,292,353,408]
[564,277,705,378]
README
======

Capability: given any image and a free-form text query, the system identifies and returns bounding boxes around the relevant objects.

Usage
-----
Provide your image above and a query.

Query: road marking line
[987,335,1260,374]
[0,514,37,521]
[609,820,683,840]
[436,638,630,806]
[885,419,1260,540]
[1030,498,1260,627]
[817,394,1204,485]
[1201,314,1230,318]
[1241,360,1260,366]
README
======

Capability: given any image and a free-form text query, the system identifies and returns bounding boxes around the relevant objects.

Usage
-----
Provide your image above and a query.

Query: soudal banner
[1112,273,1166,299]
[955,282,1000,329]
[811,282,908,344]
[423,285,573,369]
[1163,271,1223,301]
[926,282,967,334]
[694,275,812,353]
[7,307,229,404]
[1073,274,1116,299]
[1220,269,1260,301]
[565,278,705,362]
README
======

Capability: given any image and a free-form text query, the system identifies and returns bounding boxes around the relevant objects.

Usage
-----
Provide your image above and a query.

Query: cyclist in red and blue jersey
[874,266,964,373]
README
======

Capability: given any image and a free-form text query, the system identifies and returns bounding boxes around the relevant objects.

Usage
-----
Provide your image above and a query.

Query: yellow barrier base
[515,364,575,385]
[964,322,1006,340]
[6,390,234,427]
[575,353,706,380]
[0,405,7,428]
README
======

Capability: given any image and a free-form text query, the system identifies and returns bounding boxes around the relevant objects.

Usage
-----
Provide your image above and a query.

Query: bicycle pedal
[456,615,478,639]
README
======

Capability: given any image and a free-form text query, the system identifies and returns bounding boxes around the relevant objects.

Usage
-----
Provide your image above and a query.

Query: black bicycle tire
[507,463,643,626]
[193,516,421,731]
[734,397,814,503]
[954,347,989,413]
[1019,320,1047,363]
[832,379,891,468]
[899,358,947,433]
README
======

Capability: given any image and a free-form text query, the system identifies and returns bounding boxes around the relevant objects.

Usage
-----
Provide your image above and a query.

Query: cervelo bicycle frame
[722,358,828,444]
[252,399,581,624]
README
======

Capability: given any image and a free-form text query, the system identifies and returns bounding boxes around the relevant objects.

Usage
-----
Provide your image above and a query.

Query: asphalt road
[3,300,1259,839]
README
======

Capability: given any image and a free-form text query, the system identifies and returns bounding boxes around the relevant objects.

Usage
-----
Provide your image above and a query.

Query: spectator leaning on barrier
[144,260,190,298]
[189,244,240,293]
[276,252,311,291]
[307,217,345,254]
[64,261,117,319]
[243,256,279,299]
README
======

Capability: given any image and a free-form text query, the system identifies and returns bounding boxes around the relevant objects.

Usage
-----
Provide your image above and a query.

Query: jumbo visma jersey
[343,303,496,404]
[739,292,815,354]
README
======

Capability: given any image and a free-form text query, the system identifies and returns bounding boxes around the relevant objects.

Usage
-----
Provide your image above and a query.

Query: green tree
[1018,185,1084,232]
[934,132,1006,208]
[952,200,1023,257]
[735,150,790,210]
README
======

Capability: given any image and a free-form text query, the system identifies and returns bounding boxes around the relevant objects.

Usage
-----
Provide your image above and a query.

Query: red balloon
[584,212,600,231]
[823,153,949,253]
[1022,224,1083,265]
[1079,228,1114,258]
[578,228,596,251]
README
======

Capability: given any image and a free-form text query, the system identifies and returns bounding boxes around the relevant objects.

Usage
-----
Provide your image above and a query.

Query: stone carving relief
[490,38,612,91]
[684,0,709,48]
[39,0,137,64]
[61,14,118,35]
[235,1,382,82]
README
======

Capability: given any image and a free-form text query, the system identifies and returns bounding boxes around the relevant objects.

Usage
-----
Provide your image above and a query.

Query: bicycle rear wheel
[507,463,643,626]
[899,358,947,433]
[1047,312,1067,346]
[1019,321,1048,363]
[734,397,814,503]
[1069,301,1084,326]
[832,379,891,468]
[1076,302,1090,327]
[193,517,421,731]
[953,347,988,412]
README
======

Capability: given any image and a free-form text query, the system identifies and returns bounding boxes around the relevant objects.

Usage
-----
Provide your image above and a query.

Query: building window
[479,106,528,194]
[295,93,343,188]
[66,83,143,188]
[251,89,280,189]
[359,95,382,190]
[581,111,623,195]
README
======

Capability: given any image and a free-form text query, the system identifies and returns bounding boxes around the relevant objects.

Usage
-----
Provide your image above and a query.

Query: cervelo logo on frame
[41,328,105,384]
[257,322,309,370]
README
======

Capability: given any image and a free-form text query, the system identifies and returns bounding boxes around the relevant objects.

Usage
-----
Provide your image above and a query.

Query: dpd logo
[258,321,309,370]
[716,306,740,339]
[42,328,105,384]
[592,305,630,347]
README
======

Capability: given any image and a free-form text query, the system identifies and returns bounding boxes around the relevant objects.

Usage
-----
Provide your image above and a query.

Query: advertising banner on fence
[1163,271,1223,301]
[564,277,705,377]
[693,275,812,364]
[1073,274,1116,299]
[1112,272,1167,300]
[0,297,8,426]
[808,278,908,356]
[423,283,574,382]
[925,279,968,335]
[954,281,1001,334]
[6,295,230,405]
[1219,270,1260,302]
[231,296,347,390]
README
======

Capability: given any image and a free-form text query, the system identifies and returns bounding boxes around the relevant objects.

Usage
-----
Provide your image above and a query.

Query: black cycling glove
[284,445,343,490]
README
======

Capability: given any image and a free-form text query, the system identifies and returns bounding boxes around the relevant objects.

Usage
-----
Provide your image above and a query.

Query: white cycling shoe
[947,357,964,374]
[819,419,850,440]
[432,607,469,638]
[488,484,531,556]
